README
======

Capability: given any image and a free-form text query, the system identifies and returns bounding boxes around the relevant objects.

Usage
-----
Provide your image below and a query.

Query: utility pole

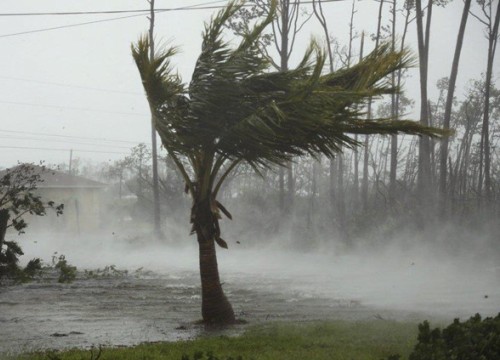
[148,0,162,240]
[69,149,73,175]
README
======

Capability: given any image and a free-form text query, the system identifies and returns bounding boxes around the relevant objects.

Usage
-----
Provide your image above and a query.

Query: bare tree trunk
[415,0,433,205]
[480,0,500,202]
[286,163,294,211]
[336,0,357,239]
[279,167,285,213]
[313,0,342,223]
[309,159,319,228]
[330,157,336,220]
[281,0,290,209]
[389,0,411,207]
[362,138,370,210]
[428,100,437,183]
[312,0,334,72]
[352,33,365,208]
[362,0,384,210]
[439,0,471,217]
[389,0,398,204]
[337,154,346,238]
[279,0,296,214]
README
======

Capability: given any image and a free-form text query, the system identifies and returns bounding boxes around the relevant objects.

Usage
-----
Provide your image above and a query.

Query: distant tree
[314,0,358,240]
[362,0,385,210]
[470,0,500,203]
[124,143,152,201]
[0,163,64,282]
[132,0,446,324]
[388,0,413,204]
[107,158,133,199]
[448,78,500,207]
[415,0,450,208]
[228,0,312,215]
[415,0,433,203]
[439,0,472,216]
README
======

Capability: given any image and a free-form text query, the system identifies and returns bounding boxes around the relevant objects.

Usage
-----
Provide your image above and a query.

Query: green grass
[12,321,418,360]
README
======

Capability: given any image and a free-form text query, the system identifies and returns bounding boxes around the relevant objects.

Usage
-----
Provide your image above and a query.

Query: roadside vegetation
[11,313,499,360]
[0,163,64,285]
[12,320,419,360]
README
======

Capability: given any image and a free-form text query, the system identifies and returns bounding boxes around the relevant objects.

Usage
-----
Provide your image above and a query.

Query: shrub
[407,313,500,360]
[384,314,500,360]
[53,254,77,283]
[0,238,43,283]
[0,163,63,284]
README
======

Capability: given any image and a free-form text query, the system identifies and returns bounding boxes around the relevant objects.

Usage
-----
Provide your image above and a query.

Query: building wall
[29,187,104,233]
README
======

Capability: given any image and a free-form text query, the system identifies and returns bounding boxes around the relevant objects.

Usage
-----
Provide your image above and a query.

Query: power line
[0,129,141,144]
[0,75,142,96]
[0,145,128,155]
[0,135,134,149]
[0,13,146,39]
[0,100,148,117]
[0,1,226,39]
[0,0,342,17]
[0,0,227,16]
[0,0,343,39]
[0,9,151,17]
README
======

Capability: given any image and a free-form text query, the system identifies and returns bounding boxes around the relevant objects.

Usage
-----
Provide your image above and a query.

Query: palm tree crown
[133,0,444,200]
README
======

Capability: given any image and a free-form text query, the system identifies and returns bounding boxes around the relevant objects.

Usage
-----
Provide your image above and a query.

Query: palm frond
[131,35,182,108]
[132,0,448,174]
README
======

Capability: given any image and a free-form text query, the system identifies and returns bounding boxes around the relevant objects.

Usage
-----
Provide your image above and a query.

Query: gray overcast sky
[0,0,498,169]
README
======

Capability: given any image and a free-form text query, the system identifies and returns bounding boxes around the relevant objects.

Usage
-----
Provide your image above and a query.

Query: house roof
[1,164,106,189]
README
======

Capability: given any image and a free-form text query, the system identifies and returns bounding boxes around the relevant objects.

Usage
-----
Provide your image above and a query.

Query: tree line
[76,0,499,249]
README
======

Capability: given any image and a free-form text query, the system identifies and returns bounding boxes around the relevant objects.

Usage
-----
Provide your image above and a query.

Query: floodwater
[0,234,499,355]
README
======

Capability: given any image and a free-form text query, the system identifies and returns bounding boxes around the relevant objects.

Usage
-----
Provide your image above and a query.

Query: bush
[410,313,500,360]
[0,238,43,283]
[53,254,77,283]
[385,313,500,360]
[0,163,63,284]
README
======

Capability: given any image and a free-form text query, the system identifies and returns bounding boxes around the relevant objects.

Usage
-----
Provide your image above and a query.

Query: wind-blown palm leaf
[132,0,447,178]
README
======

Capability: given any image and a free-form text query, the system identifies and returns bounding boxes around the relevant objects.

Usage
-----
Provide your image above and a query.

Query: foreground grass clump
[13,321,417,360]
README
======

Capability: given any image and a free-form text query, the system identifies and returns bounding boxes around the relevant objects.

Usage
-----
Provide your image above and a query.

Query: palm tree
[132,0,446,324]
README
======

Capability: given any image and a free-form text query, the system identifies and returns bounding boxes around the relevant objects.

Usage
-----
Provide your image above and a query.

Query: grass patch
[11,320,418,360]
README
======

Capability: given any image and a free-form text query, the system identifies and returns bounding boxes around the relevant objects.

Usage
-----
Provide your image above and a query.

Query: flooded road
[1,236,499,355]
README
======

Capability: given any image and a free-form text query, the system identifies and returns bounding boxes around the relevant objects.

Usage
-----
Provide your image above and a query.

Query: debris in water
[50,331,84,337]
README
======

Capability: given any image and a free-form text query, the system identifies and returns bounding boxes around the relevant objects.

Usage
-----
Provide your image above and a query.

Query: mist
[0,185,498,355]
[15,210,500,319]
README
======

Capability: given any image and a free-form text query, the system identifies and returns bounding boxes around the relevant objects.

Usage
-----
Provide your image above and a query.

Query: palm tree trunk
[193,198,235,324]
